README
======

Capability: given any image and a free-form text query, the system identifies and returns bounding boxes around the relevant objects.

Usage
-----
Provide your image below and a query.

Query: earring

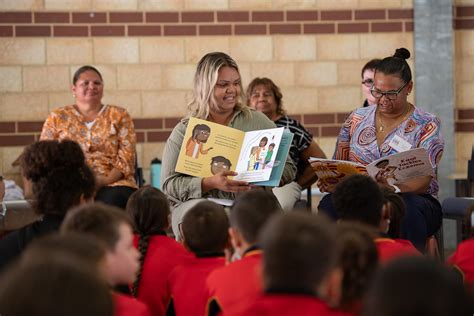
[72,94,76,98]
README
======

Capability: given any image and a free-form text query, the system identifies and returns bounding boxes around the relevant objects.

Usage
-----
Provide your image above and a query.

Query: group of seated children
[0,174,473,316]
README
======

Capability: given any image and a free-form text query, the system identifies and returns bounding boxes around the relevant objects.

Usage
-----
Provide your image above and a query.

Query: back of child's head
[381,187,406,238]
[332,174,384,227]
[20,139,95,216]
[61,202,132,251]
[22,233,107,274]
[126,186,170,236]
[0,258,113,316]
[229,190,281,244]
[181,201,229,256]
[259,212,337,295]
[336,222,378,311]
[364,256,472,316]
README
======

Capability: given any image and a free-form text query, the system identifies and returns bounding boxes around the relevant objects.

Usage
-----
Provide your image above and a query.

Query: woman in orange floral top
[40,65,137,209]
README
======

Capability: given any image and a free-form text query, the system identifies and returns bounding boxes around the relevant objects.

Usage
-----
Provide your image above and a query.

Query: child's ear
[228,227,243,250]
[379,202,391,233]
[318,267,343,308]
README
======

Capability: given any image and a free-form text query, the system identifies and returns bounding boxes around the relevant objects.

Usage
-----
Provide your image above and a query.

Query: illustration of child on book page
[248,146,259,171]
[185,124,213,159]
[210,156,232,175]
[374,159,398,183]
[253,136,268,170]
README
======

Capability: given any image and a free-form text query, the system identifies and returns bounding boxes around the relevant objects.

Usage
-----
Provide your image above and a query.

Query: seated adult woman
[161,52,296,238]
[247,77,326,210]
[0,140,95,271]
[318,48,444,251]
[40,65,137,209]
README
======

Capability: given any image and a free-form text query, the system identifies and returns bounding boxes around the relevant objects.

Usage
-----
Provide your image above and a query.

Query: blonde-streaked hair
[187,52,250,119]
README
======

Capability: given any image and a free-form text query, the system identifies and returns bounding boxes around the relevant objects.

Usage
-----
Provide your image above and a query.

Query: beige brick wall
[1,0,472,190]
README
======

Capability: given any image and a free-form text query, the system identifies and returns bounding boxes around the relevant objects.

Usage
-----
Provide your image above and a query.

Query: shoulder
[106,105,132,117]
[49,105,74,116]
[412,106,441,126]
[234,109,276,130]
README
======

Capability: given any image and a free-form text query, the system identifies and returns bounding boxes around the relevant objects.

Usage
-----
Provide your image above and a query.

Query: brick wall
[0,0,472,185]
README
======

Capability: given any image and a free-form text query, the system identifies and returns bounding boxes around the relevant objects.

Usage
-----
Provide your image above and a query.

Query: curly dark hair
[20,140,95,216]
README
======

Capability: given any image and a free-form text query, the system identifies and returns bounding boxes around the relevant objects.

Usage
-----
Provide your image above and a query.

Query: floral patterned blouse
[333,105,444,196]
[40,104,137,188]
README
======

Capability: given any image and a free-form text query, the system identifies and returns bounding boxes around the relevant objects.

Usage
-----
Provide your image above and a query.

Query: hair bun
[393,48,410,60]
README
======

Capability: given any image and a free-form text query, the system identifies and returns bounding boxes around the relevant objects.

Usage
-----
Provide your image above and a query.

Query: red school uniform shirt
[113,292,151,316]
[233,294,352,316]
[133,234,192,316]
[206,249,263,316]
[375,237,420,264]
[167,256,226,316]
[448,238,474,284]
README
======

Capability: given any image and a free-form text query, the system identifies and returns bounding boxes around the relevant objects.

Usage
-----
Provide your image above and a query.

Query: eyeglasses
[361,79,374,87]
[370,81,409,101]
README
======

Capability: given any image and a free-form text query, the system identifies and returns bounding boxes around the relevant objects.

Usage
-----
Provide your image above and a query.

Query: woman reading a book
[161,52,296,239]
[247,77,326,210]
[317,48,444,252]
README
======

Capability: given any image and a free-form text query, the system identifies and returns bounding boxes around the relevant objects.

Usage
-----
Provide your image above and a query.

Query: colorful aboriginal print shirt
[40,104,137,188]
[333,105,444,196]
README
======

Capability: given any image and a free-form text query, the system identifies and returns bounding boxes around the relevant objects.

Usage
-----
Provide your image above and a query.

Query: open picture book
[309,148,433,191]
[175,117,293,186]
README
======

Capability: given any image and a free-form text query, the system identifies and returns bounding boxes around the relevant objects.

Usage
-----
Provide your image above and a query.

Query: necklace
[377,104,412,133]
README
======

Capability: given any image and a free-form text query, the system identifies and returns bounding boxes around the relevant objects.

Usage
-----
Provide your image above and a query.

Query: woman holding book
[161,52,296,239]
[318,48,444,251]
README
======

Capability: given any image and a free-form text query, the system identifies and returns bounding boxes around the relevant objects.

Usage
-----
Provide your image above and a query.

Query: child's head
[336,223,378,311]
[381,187,406,238]
[268,143,275,150]
[192,124,211,142]
[22,233,107,275]
[61,203,140,285]
[20,139,95,216]
[259,137,268,147]
[126,186,170,235]
[0,256,113,316]
[181,201,229,257]
[259,212,338,296]
[229,190,281,255]
[365,257,472,316]
[332,175,384,228]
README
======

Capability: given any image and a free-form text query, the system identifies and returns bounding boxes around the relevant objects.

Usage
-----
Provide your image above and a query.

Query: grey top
[161,109,296,206]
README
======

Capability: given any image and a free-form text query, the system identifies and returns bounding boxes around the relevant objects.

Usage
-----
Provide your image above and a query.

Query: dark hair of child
[61,202,132,251]
[0,260,113,316]
[22,233,107,271]
[332,174,384,227]
[364,256,472,316]
[126,186,170,296]
[229,190,281,244]
[259,212,337,295]
[381,187,406,238]
[336,222,378,312]
[20,140,95,216]
[73,65,103,85]
[375,47,412,83]
[181,201,229,257]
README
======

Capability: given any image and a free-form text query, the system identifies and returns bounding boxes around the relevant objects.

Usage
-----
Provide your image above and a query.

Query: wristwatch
[391,184,401,193]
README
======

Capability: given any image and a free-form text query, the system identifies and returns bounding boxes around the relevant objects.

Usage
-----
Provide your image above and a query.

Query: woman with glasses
[318,48,444,252]
[247,77,326,210]
[161,53,296,239]
[361,59,382,107]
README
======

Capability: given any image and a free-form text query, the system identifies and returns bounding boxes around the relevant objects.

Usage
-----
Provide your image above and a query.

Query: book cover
[175,117,288,184]
[309,148,433,191]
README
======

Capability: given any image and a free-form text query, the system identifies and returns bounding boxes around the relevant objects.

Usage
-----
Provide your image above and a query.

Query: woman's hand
[202,171,251,193]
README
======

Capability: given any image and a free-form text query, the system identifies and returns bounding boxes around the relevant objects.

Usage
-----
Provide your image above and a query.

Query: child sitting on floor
[126,186,192,316]
[167,201,229,316]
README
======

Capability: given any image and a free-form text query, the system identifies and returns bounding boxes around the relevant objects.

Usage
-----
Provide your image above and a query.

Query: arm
[333,112,353,160]
[297,140,327,189]
[40,112,59,140]
[110,110,136,183]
